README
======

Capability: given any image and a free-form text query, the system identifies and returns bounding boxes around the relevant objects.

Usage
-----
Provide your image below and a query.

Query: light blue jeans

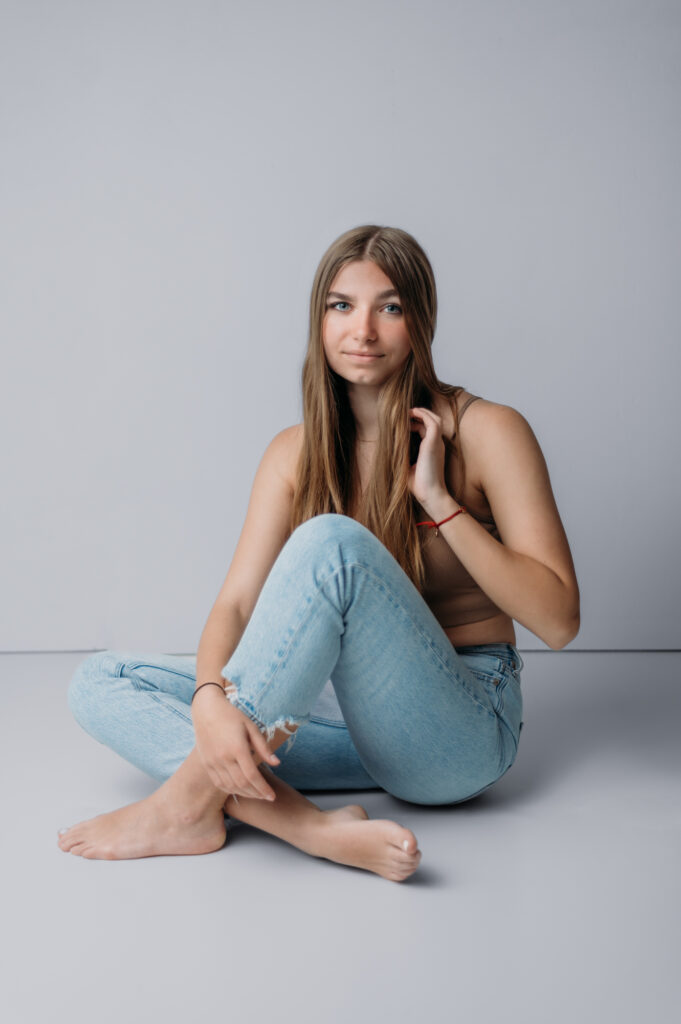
[68,514,524,805]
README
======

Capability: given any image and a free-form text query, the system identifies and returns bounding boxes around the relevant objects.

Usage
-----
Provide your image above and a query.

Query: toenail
[58,828,70,835]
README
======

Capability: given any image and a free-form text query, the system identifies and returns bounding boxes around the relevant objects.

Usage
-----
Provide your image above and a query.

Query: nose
[351,307,378,341]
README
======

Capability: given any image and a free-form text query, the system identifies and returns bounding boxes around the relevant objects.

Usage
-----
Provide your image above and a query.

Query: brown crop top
[414,394,504,629]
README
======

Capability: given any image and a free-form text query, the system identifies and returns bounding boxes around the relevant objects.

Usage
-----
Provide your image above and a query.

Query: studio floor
[3,650,679,1024]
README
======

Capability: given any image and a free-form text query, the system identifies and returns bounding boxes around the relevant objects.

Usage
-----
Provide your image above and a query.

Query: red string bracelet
[416,506,467,537]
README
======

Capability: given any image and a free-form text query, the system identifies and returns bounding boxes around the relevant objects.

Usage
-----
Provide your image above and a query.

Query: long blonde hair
[290,224,467,594]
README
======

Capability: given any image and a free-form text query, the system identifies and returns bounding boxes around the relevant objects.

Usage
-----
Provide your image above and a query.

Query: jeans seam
[237,576,342,705]
[123,662,195,725]
[338,559,495,720]
[495,675,521,763]
[498,717,519,760]
[124,660,196,682]
[233,559,379,705]
[128,677,195,726]
[309,715,348,729]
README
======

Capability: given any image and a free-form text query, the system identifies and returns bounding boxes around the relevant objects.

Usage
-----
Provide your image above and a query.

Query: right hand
[192,686,281,801]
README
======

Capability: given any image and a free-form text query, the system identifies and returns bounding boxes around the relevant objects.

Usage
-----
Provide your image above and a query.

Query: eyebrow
[327,289,400,301]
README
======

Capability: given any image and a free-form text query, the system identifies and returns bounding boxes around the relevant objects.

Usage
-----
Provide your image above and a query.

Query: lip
[345,352,383,361]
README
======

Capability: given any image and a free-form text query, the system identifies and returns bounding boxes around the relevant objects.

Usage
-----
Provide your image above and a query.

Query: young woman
[59,225,580,882]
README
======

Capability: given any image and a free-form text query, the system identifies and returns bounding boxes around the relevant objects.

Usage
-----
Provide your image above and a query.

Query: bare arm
[192,423,301,698]
[194,604,248,695]
[190,424,301,799]
[416,402,580,650]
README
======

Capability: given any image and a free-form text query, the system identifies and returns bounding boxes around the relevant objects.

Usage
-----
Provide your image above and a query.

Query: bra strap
[458,393,481,423]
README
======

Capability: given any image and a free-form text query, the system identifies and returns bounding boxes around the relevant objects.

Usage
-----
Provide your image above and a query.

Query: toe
[398,847,420,864]
[57,826,72,844]
[62,832,86,852]
[405,835,418,854]
[395,829,418,855]
[394,847,421,874]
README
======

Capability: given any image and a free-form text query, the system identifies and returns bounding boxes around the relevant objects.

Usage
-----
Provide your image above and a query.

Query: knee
[67,650,121,729]
[289,513,377,560]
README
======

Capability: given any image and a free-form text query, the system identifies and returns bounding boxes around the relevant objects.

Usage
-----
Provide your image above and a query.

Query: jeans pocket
[460,652,504,672]
[460,653,507,707]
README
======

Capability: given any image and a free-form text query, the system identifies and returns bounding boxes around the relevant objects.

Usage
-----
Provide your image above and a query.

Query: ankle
[301,810,337,859]
[156,777,224,825]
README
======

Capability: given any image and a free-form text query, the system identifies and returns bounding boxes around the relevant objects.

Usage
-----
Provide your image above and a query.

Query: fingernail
[403,839,410,851]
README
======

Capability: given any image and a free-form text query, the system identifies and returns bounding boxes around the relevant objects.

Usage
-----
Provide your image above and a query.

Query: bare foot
[56,788,227,860]
[314,805,422,882]
[323,803,369,824]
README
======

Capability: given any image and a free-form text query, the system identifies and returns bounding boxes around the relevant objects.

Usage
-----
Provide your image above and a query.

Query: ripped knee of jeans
[222,681,308,755]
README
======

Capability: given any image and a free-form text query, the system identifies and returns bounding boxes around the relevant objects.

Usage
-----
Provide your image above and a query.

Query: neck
[346,381,381,442]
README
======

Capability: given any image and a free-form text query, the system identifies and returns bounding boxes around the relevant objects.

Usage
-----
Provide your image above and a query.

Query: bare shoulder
[276,422,305,492]
[455,396,544,492]
[446,393,505,490]
[456,391,519,430]
[457,397,538,456]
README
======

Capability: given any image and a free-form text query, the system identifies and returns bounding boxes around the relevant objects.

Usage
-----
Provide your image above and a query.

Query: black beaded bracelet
[191,681,226,704]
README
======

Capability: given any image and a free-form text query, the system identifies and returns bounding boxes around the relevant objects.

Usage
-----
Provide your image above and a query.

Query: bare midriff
[442,611,517,649]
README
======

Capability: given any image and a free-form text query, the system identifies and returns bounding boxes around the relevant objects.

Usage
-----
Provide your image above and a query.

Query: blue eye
[326,301,402,314]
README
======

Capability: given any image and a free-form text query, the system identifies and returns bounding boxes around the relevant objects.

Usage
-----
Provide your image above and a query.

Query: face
[322,260,412,387]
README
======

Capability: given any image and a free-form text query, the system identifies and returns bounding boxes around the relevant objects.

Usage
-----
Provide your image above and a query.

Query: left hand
[193,690,280,801]
[407,406,450,509]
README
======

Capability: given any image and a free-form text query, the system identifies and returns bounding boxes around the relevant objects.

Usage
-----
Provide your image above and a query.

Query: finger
[249,725,281,767]
[238,753,276,801]
[241,755,277,801]
[228,763,266,801]
[411,407,441,428]
[212,768,237,797]
[210,763,247,799]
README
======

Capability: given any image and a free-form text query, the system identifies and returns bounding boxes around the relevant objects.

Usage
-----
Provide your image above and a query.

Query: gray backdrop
[2,0,679,654]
